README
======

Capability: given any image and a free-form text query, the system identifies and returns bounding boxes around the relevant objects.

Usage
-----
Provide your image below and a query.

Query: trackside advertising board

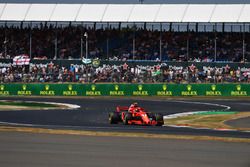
[0,84,249,96]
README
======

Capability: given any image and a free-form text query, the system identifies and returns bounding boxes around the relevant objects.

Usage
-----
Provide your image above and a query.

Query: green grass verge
[165,112,250,131]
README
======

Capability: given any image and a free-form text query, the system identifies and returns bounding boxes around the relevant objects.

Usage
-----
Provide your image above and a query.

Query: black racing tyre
[123,113,132,125]
[147,113,156,120]
[155,113,164,126]
[109,112,120,124]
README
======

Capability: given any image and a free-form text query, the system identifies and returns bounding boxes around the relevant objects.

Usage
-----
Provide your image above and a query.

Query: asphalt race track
[226,117,250,128]
[0,96,250,167]
[0,96,250,138]
[0,131,249,167]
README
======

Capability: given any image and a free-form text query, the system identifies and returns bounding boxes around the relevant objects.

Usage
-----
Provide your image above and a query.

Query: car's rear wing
[116,106,129,112]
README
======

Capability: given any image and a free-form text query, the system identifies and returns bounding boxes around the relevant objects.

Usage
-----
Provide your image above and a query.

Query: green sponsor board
[84,84,127,96]
[61,84,78,96]
[155,84,173,96]
[108,84,125,96]
[36,84,55,96]
[16,84,33,95]
[85,84,102,96]
[205,84,223,96]
[180,84,199,96]
[131,84,149,96]
[230,84,248,96]
[0,84,10,95]
[0,84,249,96]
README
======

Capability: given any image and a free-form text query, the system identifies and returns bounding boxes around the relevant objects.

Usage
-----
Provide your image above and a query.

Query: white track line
[0,100,80,109]
[164,101,230,119]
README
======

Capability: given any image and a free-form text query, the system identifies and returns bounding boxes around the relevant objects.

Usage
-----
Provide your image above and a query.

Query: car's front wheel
[123,113,132,125]
[109,112,120,124]
[155,113,164,126]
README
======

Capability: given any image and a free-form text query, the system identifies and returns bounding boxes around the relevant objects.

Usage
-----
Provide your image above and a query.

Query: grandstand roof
[0,3,250,23]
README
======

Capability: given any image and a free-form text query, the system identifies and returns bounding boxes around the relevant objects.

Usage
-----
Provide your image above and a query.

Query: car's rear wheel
[147,113,156,120]
[123,113,132,125]
[155,113,164,126]
[109,112,120,124]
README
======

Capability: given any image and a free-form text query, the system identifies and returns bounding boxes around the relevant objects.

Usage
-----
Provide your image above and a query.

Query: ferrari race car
[108,106,164,126]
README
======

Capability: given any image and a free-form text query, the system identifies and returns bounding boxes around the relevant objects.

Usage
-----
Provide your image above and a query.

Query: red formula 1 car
[108,106,164,126]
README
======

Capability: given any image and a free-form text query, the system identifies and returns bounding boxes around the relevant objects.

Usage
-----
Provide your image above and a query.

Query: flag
[13,54,30,65]
[82,57,92,64]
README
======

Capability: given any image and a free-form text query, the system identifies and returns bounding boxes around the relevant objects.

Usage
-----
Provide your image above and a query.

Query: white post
[214,37,217,62]
[29,22,32,59]
[54,23,58,59]
[187,24,190,83]
[160,23,162,61]
[243,24,245,62]
[187,24,189,62]
[80,34,83,58]
[107,38,109,60]
[214,24,217,62]
[133,32,135,60]
[4,22,7,58]
[84,32,88,59]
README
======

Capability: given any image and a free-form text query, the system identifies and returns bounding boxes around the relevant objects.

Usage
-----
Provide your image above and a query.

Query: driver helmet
[133,102,138,107]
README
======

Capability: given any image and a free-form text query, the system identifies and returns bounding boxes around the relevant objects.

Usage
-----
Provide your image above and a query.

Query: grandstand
[0,3,250,83]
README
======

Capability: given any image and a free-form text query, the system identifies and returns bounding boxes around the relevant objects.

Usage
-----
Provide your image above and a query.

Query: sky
[0,0,250,4]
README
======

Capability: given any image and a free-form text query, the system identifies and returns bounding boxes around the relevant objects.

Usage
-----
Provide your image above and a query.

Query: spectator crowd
[0,24,249,62]
[1,24,249,84]
[0,62,250,83]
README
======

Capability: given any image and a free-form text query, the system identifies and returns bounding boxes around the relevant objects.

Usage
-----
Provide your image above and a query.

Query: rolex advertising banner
[0,84,249,96]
